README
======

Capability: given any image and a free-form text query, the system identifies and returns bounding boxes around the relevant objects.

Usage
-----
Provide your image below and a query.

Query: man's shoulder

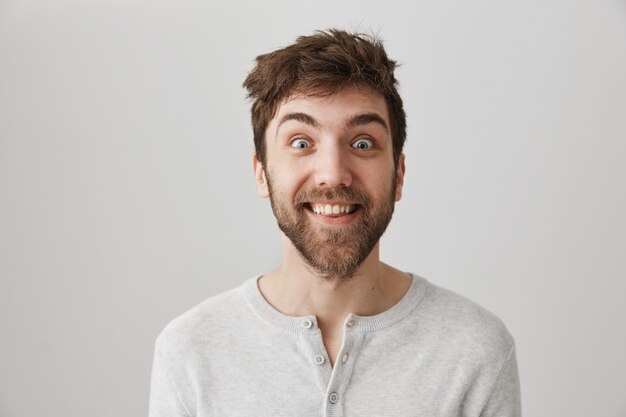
[416,275,515,359]
[154,277,255,357]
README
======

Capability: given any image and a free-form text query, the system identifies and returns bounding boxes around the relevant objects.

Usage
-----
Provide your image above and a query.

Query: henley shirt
[149,273,521,417]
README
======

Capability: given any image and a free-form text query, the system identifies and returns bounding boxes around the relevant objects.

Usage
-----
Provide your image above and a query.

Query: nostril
[314,165,352,188]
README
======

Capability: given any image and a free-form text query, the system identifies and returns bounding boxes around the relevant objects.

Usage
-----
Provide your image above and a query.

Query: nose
[313,144,352,188]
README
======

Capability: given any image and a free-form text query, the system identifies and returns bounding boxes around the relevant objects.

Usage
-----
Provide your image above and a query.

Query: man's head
[243,30,407,280]
[243,29,406,168]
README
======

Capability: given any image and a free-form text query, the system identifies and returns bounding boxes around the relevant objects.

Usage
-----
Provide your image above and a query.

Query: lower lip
[305,206,363,226]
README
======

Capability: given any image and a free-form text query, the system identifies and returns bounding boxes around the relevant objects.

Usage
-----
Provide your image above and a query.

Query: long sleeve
[480,343,522,417]
[148,347,191,417]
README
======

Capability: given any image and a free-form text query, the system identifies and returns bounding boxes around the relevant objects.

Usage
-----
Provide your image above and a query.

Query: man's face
[254,87,405,280]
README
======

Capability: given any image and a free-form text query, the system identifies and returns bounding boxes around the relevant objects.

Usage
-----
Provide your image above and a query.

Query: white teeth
[311,203,356,216]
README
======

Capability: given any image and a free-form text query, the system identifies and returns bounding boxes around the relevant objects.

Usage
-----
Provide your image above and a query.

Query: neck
[258,234,412,330]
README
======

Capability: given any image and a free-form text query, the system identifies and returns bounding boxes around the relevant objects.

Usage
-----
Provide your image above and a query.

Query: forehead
[272,87,389,126]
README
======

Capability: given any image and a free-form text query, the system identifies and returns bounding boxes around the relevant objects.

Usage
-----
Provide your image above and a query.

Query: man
[149,29,521,417]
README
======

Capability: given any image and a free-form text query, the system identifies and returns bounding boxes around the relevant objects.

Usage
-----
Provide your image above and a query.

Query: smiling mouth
[305,203,359,216]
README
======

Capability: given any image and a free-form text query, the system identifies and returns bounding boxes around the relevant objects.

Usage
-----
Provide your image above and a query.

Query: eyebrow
[346,113,390,134]
[276,113,320,134]
[275,111,390,136]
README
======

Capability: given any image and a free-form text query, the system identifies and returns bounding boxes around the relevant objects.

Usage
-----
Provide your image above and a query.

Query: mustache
[294,186,370,208]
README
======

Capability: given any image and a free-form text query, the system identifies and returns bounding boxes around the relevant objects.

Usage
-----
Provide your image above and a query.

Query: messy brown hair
[243,29,406,167]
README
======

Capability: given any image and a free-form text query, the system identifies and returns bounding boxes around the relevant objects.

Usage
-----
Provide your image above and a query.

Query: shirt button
[328,392,339,404]
[314,354,325,365]
[346,320,357,328]
[302,319,313,329]
[341,353,349,363]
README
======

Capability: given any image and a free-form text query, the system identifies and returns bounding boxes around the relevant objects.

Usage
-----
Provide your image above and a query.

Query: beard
[266,174,397,282]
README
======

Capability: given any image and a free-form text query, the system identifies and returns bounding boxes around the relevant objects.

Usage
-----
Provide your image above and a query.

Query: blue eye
[352,138,374,150]
[291,138,311,149]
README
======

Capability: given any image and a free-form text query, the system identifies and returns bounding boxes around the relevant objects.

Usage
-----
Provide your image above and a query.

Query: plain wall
[1,0,625,416]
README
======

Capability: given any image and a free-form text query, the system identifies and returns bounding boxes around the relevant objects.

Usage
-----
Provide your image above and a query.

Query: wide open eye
[352,138,374,150]
[291,138,312,149]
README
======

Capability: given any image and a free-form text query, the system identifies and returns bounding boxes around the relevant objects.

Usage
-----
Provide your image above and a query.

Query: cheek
[266,168,301,197]
[276,164,309,186]
[361,165,393,188]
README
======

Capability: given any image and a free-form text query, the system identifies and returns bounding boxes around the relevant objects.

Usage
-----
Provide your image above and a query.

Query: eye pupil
[292,139,309,149]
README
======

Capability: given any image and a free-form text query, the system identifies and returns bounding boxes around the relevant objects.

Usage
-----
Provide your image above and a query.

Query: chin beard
[267,180,396,281]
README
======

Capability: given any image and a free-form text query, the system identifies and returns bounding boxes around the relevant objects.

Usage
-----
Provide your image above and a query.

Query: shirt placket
[298,314,365,417]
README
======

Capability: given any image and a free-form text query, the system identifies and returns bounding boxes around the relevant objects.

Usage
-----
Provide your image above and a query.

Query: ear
[253,154,270,198]
[394,153,406,202]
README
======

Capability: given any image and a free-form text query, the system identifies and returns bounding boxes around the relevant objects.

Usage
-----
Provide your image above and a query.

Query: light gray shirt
[149,273,521,417]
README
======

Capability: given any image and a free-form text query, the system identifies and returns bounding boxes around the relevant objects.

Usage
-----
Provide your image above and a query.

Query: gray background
[1,0,625,416]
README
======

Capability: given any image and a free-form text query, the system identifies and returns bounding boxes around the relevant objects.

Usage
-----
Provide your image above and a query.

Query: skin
[253,86,411,366]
